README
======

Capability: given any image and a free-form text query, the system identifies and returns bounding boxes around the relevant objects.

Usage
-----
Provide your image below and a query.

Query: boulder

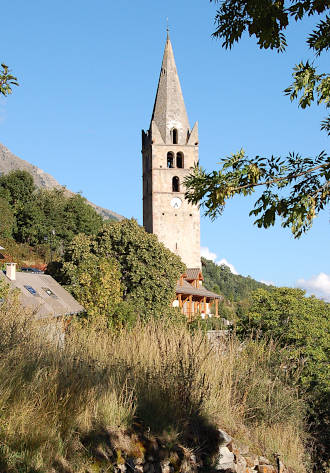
[215,446,235,471]
[235,454,247,473]
[244,455,259,468]
[218,429,232,446]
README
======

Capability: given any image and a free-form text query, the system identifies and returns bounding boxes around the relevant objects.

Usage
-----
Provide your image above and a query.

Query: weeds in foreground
[0,294,308,472]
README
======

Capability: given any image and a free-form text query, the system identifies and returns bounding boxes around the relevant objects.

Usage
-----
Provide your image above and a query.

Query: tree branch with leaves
[185,150,329,237]
[184,0,329,236]
[0,63,18,97]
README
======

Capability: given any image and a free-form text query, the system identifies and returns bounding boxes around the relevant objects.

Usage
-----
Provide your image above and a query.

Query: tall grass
[0,294,308,472]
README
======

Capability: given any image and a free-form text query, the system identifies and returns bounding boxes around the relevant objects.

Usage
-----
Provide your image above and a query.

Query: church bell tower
[142,33,201,269]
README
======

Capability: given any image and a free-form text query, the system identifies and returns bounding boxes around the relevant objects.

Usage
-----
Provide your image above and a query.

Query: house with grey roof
[0,263,84,318]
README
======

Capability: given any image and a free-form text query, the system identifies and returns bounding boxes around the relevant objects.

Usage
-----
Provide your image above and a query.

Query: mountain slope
[202,257,272,301]
[0,143,123,221]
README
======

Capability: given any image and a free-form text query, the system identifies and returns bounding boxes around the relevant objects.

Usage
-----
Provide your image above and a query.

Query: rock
[258,456,271,465]
[134,466,144,473]
[276,457,285,473]
[244,455,259,468]
[235,454,247,473]
[218,429,232,447]
[160,461,171,473]
[215,446,235,471]
[257,466,276,473]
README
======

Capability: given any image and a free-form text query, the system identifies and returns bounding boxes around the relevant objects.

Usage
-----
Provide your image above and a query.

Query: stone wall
[75,426,296,473]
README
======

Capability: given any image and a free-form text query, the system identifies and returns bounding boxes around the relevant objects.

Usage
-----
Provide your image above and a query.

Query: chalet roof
[176,279,222,300]
[0,271,84,318]
[184,268,203,281]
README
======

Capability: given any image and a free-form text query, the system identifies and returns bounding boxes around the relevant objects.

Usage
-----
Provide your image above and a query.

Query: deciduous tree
[237,286,330,470]
[61,234,122,326]
[54,219,185,321]
[0,197,15,238]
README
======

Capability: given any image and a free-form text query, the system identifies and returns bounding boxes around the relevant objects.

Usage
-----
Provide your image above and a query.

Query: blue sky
[1,1,329,299]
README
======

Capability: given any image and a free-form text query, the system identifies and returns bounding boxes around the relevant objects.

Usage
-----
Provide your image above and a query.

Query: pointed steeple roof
[151,33,190,144]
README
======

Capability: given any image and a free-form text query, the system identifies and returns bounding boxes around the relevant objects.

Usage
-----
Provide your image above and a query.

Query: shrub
[54,219,185,321]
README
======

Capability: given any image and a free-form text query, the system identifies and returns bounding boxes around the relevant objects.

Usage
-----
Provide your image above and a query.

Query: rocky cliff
[0,142,123,221]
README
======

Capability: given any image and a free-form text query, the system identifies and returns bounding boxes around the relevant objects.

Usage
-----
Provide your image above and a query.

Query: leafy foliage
[0,170,35,208]
[60,234,122,325]
[54,219,185,320]
[202,256,270,301]
[284,61,330,135]
[211,0,329,52]
[212,1,329,133]
[237,287,329,393]
[0,198,15,239]
[237,287,330,470]
[0,63,18,96]
[185,149,329,237]
[185,2,330,236]
[0,170,103,249]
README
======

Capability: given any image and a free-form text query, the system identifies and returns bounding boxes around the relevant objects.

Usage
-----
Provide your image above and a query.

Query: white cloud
[260,280,275,286]
[216,258,239,275]
[201,247,239,275]
[200,246,217,262]
[296,273,330,302]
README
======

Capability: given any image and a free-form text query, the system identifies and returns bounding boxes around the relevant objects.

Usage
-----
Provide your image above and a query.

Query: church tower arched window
[167,152,174,168]
[172,129,178,144]
[176,152,184,168]
[172,176,180,192]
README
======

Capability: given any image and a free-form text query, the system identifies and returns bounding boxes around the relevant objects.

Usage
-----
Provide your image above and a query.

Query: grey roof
[151,33,190,144]
[0,271,84,317]
[185,268,203,281]
[176,279,222,300]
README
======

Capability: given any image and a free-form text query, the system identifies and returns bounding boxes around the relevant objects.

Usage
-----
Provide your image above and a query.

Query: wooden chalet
[174,268,222,320]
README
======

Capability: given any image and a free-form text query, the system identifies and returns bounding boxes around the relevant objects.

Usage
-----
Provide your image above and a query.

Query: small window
[176,152,184,168]
[24,285,37,296]
[172,129,178,144]
[172,176,180,192]
[42,287,56,297]
[167,152,174,168]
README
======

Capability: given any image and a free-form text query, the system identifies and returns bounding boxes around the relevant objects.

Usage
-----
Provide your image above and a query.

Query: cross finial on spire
[166,17,169,37]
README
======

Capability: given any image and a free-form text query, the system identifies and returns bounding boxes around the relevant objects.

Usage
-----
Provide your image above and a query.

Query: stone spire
[150,33,190,145]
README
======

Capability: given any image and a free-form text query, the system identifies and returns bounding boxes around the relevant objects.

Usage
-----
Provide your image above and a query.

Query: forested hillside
[0,142,123,221]
[202,257,271,301]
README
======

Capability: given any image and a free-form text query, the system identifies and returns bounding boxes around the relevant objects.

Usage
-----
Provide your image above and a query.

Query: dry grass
[0,293,309,472]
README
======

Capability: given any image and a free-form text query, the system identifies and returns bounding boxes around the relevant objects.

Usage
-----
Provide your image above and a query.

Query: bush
[53,219,185,321]
[236,287,330,470]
